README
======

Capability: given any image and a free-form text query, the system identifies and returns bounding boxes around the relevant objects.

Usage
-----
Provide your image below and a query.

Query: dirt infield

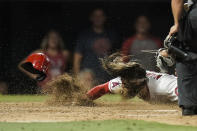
[1,101,197,126]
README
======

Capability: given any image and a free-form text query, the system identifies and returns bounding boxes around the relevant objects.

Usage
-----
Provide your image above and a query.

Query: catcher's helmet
[21,53,50,81]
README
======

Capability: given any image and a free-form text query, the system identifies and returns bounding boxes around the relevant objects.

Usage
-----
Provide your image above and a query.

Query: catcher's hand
[156,48,175,74]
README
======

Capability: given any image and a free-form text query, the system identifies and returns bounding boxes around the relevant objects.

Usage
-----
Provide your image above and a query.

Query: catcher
[87,50,178,103]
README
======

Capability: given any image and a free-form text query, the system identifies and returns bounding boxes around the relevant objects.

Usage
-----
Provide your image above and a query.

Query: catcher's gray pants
[176,3,197,107]
[181,3,197,50]
[176,62,197,107]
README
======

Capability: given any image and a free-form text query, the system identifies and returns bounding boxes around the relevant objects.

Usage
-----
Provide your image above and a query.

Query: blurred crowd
[0,8,163,94]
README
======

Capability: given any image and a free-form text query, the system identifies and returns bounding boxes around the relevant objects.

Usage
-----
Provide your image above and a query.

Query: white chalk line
[118,110,180,117]
[119,114,179,117]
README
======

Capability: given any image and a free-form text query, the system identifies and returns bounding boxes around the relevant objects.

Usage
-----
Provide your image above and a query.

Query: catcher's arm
[169,0,184,36]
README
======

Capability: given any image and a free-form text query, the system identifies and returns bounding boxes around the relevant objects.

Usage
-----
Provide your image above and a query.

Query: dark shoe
[182,108,197,116]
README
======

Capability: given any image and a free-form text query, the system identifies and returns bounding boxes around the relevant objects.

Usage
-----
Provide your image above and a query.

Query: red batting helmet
[21,53,50,75]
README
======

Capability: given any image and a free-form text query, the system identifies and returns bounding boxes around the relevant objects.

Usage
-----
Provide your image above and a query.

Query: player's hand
[169,24,179,36]
[159,49,169,58]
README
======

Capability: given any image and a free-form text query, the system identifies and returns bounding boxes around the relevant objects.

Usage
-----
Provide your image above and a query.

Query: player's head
[21,53,50,81]
[121,77,148,99]
[101,53,147,98]
[90,8,106,28]
[41,30,64,51]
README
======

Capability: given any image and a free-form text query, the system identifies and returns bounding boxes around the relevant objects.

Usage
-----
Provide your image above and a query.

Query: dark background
[0,0,173,94]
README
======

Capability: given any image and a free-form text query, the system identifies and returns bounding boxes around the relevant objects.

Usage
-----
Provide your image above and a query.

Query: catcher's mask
[21,53,50,81]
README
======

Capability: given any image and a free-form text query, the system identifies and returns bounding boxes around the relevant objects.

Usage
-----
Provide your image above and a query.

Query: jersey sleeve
[108,77,123,94]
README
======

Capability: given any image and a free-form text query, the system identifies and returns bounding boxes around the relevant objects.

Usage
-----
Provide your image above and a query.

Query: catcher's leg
[87,77,122,100]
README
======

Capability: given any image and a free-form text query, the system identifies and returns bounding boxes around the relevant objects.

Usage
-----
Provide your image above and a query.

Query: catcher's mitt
[156,48,175,74]
[100,53,147,98]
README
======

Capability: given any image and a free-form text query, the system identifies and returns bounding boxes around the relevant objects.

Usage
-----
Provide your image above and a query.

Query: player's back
[146,71,178,102]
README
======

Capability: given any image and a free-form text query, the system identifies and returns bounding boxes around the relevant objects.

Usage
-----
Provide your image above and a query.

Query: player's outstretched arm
[87,77,123,100]
[87,82,110,100]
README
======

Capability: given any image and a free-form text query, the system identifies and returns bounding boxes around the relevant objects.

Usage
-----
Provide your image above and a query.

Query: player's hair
[41,30,64,51]
[100,53,147,98]
[101,53,146,79]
